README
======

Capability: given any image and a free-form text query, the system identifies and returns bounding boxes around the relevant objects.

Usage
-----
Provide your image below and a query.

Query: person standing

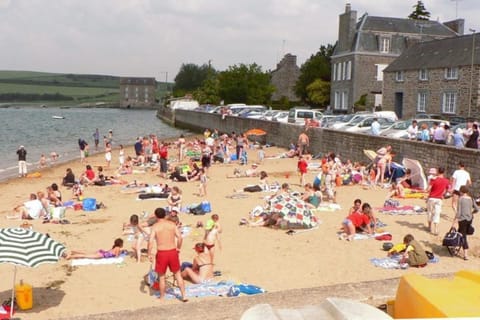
[406,120,418,140]
[451,162,472,212]
[426,167,450,235]
[451,185,476,260]
[105,142,112,169]
[93,128,100,150]
[147,208,187,302]
[297,131,310,156]
[17,145,27,177]
[177,134,186,161]
[465,123,479,149]
[159,142,168,179]
[78,138,88,163]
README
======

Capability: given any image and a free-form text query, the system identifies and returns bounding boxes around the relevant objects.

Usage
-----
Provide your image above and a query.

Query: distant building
[270,53,301,102]
[119,77,156,108]
[383,33,480,119]
[330,3,461,113]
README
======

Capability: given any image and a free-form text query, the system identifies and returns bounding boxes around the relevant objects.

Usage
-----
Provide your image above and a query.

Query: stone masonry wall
[159,108,480,194]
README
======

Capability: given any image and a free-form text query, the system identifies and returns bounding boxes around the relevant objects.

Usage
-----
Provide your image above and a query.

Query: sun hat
[428,168,437,175]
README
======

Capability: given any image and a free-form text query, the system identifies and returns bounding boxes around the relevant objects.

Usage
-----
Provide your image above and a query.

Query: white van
[229,104,267,116]
[169,99,200,110]
[287,108,323,125]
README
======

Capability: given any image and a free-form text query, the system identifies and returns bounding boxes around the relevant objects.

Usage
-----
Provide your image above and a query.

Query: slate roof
[384,34,480,72]
[119,77,156,85]
[362,16,457,36]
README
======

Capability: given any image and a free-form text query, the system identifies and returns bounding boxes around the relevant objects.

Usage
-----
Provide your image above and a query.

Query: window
[332,63,337,81]
[345,61,351,80]
[442,92,457,113]
[334,91,340,109]
[380,37,390,53]
[419,69,428,81]
[444,67,458,80]
[395,71,404,82]
[417,92,427,112]
[375,64,387,81]
[336,63,342,81]
[341,91,348,110]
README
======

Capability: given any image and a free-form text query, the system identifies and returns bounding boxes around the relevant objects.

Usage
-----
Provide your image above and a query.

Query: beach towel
[341,231,391,241]
[314,203,341,212]
[71,256,124,266]
[370,254,439,269]
[378,205,425,215]
[162,281,236,299]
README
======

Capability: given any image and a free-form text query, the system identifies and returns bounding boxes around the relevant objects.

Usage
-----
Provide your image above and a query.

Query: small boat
[52,116,65,119]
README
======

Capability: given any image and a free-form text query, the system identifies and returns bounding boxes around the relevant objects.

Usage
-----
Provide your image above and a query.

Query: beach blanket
[71,256,124,266]
[378,205,425,215]
[370,254,439,269]
[403,189,428,199]
[314,203,341,212]
[163,281,235,299]
[339,231,391,241]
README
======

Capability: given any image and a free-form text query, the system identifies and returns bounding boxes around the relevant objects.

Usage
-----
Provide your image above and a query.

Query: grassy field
[0,70,170,104]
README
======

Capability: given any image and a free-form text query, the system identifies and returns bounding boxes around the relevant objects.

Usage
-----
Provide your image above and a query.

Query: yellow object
[15,280,33,310]
[386,299,395,316]
[26,172,41,178]
[388,243,406,254]
[394,270,480,318]
[79,196,84,201]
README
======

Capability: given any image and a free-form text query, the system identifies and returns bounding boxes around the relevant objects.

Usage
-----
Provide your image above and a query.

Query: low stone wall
[158,108,480,193]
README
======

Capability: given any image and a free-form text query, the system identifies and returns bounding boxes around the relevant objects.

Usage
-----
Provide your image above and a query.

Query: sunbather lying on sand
[64,238,123,260]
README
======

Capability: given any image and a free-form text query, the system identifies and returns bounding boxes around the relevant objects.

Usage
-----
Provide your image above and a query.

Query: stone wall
[160,108,480,194]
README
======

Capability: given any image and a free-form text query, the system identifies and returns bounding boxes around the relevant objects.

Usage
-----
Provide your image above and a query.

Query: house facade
[330,4,461,113]
[270,53,301,102]
[383,34,480,119]
[119,77,156,108]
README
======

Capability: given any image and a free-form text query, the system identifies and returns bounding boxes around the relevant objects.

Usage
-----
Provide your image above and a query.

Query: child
[257,146,265,164]
[198,168,207,197]
[204,214,221,262]
[298,155,308,187]
[387,181,405,199]
[64,238,123,259]
[348,199,362,215]
[400,234,428,267]
[38,154,47,168]
[118,144,125,167]
[123,214,149,263]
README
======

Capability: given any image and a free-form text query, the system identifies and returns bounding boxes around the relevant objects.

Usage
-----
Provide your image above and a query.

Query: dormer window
[380,37,390,53]
[419,69,428,81]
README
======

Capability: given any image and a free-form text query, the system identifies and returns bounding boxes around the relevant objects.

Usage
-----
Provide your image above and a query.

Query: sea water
[0,107,186,181]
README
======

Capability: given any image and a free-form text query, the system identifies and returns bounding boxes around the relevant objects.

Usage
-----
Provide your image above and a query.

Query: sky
[0,0,478,81]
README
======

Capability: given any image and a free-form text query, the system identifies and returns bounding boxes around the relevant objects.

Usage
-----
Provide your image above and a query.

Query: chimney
[443,19,465,35]
[337,4,357,53]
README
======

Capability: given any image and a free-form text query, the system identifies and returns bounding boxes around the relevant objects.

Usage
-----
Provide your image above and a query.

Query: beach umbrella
[244,128,267,136]
[363,149,377,162]
[0,228,66,317]
[268,194,318,229]
[402,158,428,190]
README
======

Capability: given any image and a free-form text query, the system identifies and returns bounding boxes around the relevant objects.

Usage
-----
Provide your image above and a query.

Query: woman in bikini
[167,186,182,210]
[64,238,123,260]
[181,243,213,284]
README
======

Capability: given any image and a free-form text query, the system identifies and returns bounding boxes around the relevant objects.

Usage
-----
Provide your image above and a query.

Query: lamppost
[468,29,476,117]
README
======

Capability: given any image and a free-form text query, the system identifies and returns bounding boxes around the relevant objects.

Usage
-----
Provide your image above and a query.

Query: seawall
[157,108,480,194]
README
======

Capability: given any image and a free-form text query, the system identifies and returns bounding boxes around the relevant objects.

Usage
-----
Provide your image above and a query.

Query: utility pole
[468,29,476,117]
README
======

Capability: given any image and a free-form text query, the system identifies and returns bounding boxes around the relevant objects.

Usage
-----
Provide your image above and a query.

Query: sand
[0,141,479,320]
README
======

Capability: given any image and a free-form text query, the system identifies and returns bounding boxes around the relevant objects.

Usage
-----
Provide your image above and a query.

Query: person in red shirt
[426,167,450,235]
[297,155,308,186]
[340,203,373,241]
[80,165,95,185]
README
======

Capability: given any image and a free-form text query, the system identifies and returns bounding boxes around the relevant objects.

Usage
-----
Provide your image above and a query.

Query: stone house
[383,33,480,119]
[270,53,301,102]
[119,77,156,108]
[330,3,461,113]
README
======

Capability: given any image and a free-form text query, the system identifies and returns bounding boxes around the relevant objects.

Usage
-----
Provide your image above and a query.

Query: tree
[217,64,274,105]
[173,63,212,96]
[408,1,431,20]
[294,44,334,104]
[193,71,221,104]
[306,79,330,107]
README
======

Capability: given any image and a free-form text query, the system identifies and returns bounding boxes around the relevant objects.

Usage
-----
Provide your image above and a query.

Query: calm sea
[0,107,187,181]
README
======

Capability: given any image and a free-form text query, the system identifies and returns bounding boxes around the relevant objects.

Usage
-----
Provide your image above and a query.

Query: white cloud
[0,0,478,80]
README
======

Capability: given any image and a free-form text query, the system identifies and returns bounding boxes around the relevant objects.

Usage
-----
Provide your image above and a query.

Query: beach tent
[402,158,428,190]
[267,194,318,229]
[385,162,406,182]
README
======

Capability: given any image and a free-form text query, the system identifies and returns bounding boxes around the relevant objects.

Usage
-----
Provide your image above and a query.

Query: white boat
[52,116,65,119]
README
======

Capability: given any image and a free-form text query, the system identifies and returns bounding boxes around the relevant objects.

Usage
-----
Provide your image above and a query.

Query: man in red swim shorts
[148,207,187,301]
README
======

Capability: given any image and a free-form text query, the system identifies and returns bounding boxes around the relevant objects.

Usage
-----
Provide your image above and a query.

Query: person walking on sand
[17,145,27,177]
[105,142,112,168]
[298,155,308,186]
[297,131,309,156]
[451,162,472,213]
[147,208,187,302]
[426,167,450,235]
[78,138,88,163]
[93,128,100,150]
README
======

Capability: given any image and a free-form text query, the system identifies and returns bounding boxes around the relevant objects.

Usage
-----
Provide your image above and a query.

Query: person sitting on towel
[399,234,428,267]
[181,243,213,284]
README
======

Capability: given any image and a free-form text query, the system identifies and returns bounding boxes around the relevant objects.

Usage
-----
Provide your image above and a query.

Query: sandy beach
[0,139,479,320]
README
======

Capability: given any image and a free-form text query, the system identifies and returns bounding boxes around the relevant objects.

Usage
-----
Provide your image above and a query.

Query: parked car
[239,109,265,119]
[272,111,289,123]
[380,119,451,139]
[343,116,393,133]
[319,115,338,128]
[287,108,322,125]
[448,116,467,126]
[261,110,281,121]
[330,113,374,130]
[414,113,443,120]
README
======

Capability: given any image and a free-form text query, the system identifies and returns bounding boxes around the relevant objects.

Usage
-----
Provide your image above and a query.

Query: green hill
[0,70,170,105]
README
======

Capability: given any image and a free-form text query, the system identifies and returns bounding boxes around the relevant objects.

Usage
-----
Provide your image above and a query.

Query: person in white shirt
[406,120,418,140]
[14,193,47,220]
[371,118,381,136]
[451,162,472,212]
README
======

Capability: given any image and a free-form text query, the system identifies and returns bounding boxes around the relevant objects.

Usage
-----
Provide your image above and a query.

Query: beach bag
[50,207,66,220]
[442,227,463,247]
[82,198,97,211]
